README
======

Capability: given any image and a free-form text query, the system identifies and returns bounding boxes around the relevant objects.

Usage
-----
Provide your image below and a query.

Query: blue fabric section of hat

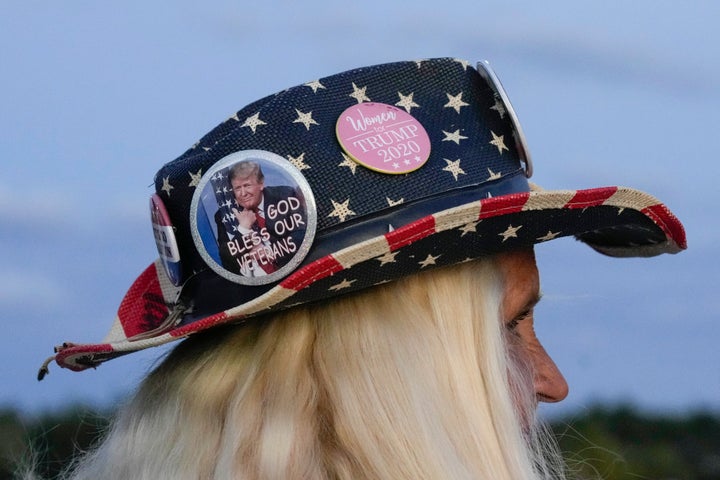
[155,58,525,281]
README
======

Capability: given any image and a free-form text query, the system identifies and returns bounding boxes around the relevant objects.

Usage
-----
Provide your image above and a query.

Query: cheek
[505,332,531,365]
[504,335,538,425]
[507,321,537,357]
[509,324,547,381]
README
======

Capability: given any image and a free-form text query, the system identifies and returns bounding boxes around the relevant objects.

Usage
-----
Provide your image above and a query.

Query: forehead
[496,249,540,315]
[231,175,261,186]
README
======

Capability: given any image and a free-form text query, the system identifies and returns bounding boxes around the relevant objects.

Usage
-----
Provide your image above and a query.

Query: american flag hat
[40,58,686,377]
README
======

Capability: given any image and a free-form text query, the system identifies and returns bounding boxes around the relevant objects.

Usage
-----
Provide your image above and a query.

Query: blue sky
[1,1,718,415]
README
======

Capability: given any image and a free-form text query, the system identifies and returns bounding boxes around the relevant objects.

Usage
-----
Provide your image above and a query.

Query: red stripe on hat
[117,263,168,338]
[55,343,114,372]
[282,256,345,291]
[479,192,530,219]
[170,311,230,338]
[564,187,618,209]
[387,216,436,251]
[642,204,688,249]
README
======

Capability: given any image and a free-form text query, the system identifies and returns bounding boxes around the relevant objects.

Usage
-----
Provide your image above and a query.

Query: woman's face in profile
[497,249,569,407]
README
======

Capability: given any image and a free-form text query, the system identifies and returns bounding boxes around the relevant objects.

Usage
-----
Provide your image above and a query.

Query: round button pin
[150,194,183,286]
[335,102,431,174]
[189,150,317,286]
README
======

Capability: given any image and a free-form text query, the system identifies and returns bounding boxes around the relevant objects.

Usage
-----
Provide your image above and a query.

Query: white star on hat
[188,169,202,187]
[304,79,326,93]
[490,98,506,119]
[376,251,398,266]
[444,92,469,113]
[489,131,509,154]
[454,58,470,70]
[499,224,522,242]
[442,158,466,181]
[459,221,481,237]
[328,198,356,223]
[349,82,371,103]
[293,109,319,130]
[338,153,358,174]
[161,176,174,196]
[240,112,267,133]
[442,129,468,145]
[537,230,561,242]
[487,168,502,181]
[419,253,441,268]
[287,153,310,170]
[329,278,356,291]
[395,92,420,113]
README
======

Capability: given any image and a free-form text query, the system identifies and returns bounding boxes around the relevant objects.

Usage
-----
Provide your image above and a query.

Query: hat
[40,57,686,378]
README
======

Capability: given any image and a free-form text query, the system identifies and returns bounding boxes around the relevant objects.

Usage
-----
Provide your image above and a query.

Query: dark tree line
[1,406,110,480]
[2,404,719,479]
[551,405,720,479]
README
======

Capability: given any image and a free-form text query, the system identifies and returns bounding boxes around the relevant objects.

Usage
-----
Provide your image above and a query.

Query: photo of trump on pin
[190,150,317,285]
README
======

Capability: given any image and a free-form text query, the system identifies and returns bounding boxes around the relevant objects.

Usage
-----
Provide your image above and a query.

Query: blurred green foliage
[2,403,719,479]
[1,406,110,480]
[551,405,720,479]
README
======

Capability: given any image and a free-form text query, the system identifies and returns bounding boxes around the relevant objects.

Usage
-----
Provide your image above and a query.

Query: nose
[532,342,569,403]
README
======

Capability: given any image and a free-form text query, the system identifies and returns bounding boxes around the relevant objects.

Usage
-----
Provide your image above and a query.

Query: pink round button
[336,102,431,174]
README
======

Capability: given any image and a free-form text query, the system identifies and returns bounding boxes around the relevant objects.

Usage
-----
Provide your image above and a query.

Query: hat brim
[52,185,685,372]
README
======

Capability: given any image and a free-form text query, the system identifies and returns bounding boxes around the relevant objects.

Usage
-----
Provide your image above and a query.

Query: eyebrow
[520,292,543,315]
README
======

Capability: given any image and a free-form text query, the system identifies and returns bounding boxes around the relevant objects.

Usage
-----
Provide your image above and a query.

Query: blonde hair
[66,257,565,479]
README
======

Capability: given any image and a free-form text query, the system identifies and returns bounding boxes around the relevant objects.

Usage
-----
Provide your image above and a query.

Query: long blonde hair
[66,257,564,479]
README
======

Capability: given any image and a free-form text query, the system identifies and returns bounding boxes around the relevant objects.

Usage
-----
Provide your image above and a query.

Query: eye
[506,309,532,333]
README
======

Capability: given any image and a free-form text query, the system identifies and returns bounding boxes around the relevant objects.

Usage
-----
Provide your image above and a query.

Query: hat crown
[156,58,527,277]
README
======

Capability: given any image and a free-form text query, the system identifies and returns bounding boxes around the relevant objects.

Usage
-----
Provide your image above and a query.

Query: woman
[41,58,685,479]
[66,250,567,479]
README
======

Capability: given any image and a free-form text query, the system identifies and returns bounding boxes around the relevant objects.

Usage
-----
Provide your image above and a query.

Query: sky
[1,1,718,417]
